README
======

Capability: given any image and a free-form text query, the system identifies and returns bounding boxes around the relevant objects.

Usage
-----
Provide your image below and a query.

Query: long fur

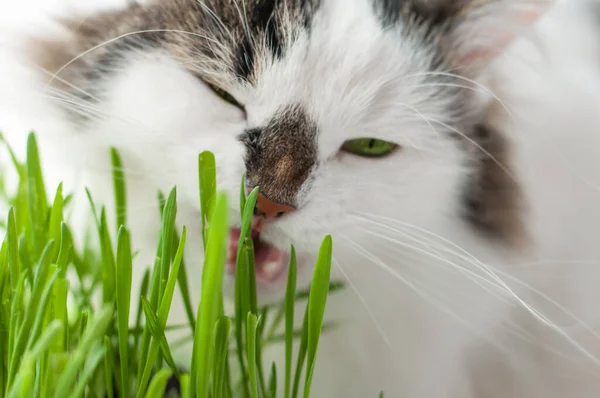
[2,0,600,397]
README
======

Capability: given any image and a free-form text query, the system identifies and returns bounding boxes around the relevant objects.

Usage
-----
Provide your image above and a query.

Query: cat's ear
[443,0,552,73]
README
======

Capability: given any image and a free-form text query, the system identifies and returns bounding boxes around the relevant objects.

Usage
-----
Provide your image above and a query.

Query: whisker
[332,257,392,347]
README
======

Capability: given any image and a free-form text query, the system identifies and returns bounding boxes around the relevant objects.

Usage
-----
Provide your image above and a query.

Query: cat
[2,0,600,396]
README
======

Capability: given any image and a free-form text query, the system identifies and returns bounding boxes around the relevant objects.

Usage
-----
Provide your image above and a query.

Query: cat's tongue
[227,226,288,283]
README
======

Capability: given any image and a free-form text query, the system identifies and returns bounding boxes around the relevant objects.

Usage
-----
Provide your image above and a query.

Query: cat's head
[27,0,551,299]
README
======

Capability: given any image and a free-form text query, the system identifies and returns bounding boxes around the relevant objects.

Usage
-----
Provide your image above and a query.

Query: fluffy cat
[2,0,600,396]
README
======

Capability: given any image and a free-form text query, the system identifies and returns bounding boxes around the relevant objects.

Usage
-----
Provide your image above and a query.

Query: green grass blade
[79,311,88,336]
[198,151,217,247]
[291,308,309,398]
[158,225,186,331]
[133,268,150,356]
[270,362,277,398]
[158,191,195,333]
[54,306,113,398]
[56,223,71,277]
[25,132,48,256]
[51,277,69,352]
[111,147,127,230]
[144,368,172,398]
[104,336,115,398]
[137,297,180,396]
[68,346,105,398]
[234,236,250,398]
[7,208,19,290]
[116,226,133,398]
[48,183,63,259]
[284,246,297,398]
[99,208,116,305]
[17,236,33,288]
[212,316,232,398]
[25,268,59,351]
[303,235,333,398]
[8,273,26,365]
[239,172,247,217]
[180,374,190,398]
[7,240,55,385]
[246,313,260,398]
[158,187,177,308]
[7,321,63,398]
[173,229,195,333]
[244,236,266,397]
[190,192,229,398]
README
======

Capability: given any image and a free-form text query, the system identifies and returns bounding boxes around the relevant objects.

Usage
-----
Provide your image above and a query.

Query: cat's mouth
[226,224,290,285]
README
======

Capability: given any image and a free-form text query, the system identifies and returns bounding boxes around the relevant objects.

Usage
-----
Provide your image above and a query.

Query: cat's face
[32,0,550,298]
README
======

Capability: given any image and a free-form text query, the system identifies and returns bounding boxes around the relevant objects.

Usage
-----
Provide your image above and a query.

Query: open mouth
[226,223,290,284]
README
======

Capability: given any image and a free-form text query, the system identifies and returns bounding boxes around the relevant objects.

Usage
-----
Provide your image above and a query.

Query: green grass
[0,132,365,397]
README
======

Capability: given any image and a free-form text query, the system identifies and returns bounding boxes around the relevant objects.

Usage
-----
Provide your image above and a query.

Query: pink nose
[254,192,295,218]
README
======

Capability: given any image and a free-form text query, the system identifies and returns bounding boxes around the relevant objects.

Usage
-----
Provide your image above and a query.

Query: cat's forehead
[46,0,466,141]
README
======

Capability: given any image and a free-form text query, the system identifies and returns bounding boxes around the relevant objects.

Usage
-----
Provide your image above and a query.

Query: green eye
[341,138,398,158]
[206,82,244,109]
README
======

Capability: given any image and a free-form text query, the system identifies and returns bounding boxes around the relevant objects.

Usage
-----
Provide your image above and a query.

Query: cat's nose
[254,192,296,219]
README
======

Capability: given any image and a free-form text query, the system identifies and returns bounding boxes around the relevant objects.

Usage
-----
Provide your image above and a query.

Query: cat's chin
[226,226,291,292]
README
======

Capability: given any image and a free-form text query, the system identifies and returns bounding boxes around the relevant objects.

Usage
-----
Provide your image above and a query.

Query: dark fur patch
[241,104,318,206]
[32,0,321,113]
[372,0,466,30]
[462,124,526,246]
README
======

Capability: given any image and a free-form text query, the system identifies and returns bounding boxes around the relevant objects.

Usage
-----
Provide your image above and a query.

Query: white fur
[2,0,600,397]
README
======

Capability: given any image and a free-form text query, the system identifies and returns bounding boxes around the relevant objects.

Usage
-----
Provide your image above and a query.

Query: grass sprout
[0,132,383,397]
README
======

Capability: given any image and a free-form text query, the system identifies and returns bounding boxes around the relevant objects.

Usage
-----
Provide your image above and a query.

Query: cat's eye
[206,82,244,109]
[341,138,398,158]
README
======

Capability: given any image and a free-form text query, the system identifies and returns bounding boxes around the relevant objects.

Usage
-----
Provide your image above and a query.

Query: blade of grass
[111,147,127,231]
[270,362,277,398]
[99,208,116,305]
[291,307,309,398]
[158,191,195,333]
[7,321,63,398]
[158,187,177,307]
[212,316,232,398]
[239,172,247,217]
[25,132,48,256]
[246,313,259,398]
[137,298,179,396]
[173,230,195,333]
[242,238,268,397]
[17,236,32,287]
[133,269,150,357]
[104,336,115,398]
[179,374,190,398]
[190,193,229,398]
[144,368,172,398]
[68,346,105,398]
[284,246,297,398]
[56,223,71,277]
[198,151,217,247]
[51,277,69,351]
[303,235,333,398]
[25,268,60,351]
[116,226,132,398]
[48,183,63,260]
[7,241,55,385]
[7,208,18,290]
[54,306,113,398]
[8,273,27,365]
[137,226,186,395]
[233,186,260,398]
[234,237,250,398]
